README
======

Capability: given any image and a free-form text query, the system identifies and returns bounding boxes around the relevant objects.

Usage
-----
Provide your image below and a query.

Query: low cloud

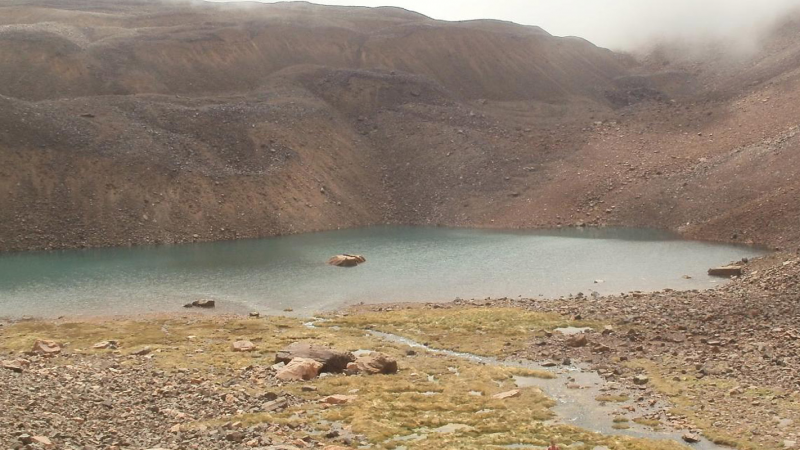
[208,0,800,53]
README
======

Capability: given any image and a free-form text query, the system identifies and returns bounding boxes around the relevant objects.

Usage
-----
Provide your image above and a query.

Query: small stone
[1,360,23,373]
[633,375,649,386]
[232,340,256,352]
[93,340,118,350]
[492,390,521,400]
[682,433,701,443]
[132,346,152,356]
[322,395,356,405]
[225,431,245,442]
[263,397,288,412]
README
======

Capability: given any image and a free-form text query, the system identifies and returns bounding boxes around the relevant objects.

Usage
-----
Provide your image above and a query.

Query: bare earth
[0,0,799,252]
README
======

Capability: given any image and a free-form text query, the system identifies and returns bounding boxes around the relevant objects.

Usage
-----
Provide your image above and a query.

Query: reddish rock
[276,358,323,382]
[355,353,398,375]
[32,340,61,355]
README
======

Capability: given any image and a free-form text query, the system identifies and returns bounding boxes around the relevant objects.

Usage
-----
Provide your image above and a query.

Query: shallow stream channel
[365,329,731,450]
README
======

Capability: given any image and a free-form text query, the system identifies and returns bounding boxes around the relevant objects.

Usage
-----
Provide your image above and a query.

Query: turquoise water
[0,227,766,318]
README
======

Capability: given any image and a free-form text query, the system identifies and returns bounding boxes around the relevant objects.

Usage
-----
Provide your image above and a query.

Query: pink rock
[276,358,324,381]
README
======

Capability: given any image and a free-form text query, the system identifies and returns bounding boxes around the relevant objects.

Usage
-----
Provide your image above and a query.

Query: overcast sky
[209,0,800,51]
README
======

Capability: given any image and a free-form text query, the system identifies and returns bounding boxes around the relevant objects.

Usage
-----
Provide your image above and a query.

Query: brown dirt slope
[0,0,799,252]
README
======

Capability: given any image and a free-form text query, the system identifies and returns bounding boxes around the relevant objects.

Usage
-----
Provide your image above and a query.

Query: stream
[367,330,729,450]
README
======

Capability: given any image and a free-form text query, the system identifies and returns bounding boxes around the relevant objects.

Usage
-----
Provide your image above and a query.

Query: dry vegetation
[0,312,694,449]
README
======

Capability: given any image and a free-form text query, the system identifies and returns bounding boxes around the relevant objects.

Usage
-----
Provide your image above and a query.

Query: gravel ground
[0,353,335,449]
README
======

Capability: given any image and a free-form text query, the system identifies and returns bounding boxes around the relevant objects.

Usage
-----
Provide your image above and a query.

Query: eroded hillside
[1,0,798,251]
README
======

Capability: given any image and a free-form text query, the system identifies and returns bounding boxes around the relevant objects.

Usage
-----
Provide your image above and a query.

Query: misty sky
[208,0,800,50]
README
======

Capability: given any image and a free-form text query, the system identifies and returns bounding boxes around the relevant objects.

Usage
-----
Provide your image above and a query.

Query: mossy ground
[322,307,600,357]
[0,310,693,450]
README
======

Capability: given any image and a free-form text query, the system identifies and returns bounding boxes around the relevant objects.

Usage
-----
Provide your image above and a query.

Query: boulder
[354,353,398,375]
[232,340,256,352]
[327,254,366,267]
[567,334,588,348]
[275,343,355,373]
[276,358,323,382]
[192,299,216,308]
[708,265,743,277]
[32,340,61,355]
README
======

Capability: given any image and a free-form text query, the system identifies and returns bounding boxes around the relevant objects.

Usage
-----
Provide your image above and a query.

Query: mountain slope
[1,0,799,252]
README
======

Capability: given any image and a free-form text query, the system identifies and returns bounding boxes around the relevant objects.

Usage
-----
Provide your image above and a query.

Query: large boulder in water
[328,254,366,267]
[275,343,355,373]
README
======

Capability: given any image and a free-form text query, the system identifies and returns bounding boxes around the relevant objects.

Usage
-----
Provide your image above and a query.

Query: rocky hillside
[1,0,799,251]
